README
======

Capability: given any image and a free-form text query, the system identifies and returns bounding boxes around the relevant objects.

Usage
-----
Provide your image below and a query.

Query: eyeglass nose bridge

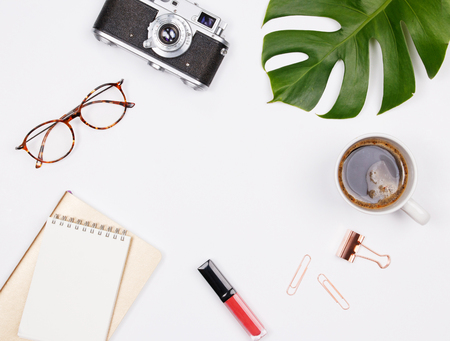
[67,110,81,122]
[61,106,82,121]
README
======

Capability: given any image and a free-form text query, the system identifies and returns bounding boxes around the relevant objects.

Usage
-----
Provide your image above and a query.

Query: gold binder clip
[337,230,391,269]
[317,274,350,310]
[286,254,311,296]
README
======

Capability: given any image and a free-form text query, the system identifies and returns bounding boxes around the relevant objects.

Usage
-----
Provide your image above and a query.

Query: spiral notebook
[19,215,130,341]
[0,192,162,341]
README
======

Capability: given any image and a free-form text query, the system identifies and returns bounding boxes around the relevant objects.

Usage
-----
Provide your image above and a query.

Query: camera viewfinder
[198,12,216,29]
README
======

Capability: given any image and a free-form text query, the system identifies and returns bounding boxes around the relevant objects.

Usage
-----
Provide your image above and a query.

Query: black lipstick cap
[198,259,236,303]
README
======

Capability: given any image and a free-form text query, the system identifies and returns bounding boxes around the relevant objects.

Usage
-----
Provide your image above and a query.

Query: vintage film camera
[93,0,229,90]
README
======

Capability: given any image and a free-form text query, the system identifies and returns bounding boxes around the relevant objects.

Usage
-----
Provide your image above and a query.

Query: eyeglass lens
[26,122,74,162]
[81,84,126,129]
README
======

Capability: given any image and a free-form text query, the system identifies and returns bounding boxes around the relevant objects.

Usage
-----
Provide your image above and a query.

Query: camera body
[93,0,229,90]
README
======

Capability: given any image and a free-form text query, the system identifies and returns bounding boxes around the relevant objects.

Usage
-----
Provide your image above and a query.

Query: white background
[1,0,450,340]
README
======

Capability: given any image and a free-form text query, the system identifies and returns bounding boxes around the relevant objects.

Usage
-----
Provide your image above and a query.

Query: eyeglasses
[16,79,135,169]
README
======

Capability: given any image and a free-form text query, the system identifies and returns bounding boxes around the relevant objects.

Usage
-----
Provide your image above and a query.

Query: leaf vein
[383,9,398,56]
[319,2,369,17]
[278,0,394,91]
[402,0,427,35]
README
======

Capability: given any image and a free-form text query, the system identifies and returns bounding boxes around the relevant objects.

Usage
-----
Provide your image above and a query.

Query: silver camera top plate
[143,0,228,46]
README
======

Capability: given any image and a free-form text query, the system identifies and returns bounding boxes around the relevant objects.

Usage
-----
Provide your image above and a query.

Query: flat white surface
[1,0,450,340]
[18,218,130,341]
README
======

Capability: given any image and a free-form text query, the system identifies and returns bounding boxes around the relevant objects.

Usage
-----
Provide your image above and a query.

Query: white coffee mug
[335,133,430,225]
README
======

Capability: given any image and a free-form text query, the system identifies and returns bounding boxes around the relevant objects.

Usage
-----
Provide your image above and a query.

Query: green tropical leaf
[262,0,450,119]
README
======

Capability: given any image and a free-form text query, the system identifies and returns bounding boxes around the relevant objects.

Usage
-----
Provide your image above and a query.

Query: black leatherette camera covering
[94,0,226,86]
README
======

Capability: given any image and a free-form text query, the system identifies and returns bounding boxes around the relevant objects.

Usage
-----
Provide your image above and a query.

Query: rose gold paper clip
[286,254,311,296]
[317,274,350,310]
[337,229,391,269]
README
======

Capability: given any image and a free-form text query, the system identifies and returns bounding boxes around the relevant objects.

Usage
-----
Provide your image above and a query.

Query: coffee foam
[338,138,409,210]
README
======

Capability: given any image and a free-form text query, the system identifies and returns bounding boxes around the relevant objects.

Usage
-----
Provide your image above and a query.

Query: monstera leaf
[262,0,450,119]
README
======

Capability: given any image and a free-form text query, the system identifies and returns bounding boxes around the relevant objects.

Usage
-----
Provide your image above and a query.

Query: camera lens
[146,14,192,58]
[158,24,179,45]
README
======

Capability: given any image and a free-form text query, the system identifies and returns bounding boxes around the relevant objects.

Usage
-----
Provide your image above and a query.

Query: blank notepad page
[19,217,131,341]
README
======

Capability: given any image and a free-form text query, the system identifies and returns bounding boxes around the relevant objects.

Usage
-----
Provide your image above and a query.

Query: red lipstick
[198,260,267,340]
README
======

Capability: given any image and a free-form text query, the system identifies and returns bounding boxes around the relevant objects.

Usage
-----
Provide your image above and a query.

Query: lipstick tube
[198,260,267,340]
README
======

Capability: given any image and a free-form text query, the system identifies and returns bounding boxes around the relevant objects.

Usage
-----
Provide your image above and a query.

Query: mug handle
[401,199,430,225]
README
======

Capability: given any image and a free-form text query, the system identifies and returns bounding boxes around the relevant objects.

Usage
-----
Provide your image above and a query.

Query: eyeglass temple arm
[16,98,134,150]
[14,106,78,168]
[35,106,82,168]
[16,81,130,148]
[81,100,135,108]
[15,106,79,150]
[31,100,134,168]
[34,124,58,168]
[16,85,116,149]
[83,82,126,104]
[81,81,134,108]
[16,81,133,161]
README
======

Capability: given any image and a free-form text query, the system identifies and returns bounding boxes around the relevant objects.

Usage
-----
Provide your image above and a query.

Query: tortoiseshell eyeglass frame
[16,79,135,169]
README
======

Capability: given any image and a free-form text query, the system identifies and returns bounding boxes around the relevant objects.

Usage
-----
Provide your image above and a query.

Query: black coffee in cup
[337,138,408,209]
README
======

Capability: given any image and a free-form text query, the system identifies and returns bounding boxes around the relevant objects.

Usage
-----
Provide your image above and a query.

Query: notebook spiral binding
[51,214,127,241]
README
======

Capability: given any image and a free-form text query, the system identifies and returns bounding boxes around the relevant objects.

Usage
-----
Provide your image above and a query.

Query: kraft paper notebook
[0,191,162,341]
